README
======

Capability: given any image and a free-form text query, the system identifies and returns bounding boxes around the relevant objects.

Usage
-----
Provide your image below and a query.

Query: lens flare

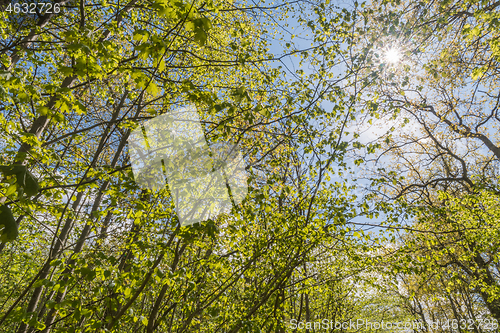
[384,47,402,64]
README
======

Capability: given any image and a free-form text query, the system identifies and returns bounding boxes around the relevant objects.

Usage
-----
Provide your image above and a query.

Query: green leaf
[5,184,16,197]
[20,169,40,197]
[146,82,160,96]
[0,204,18,242]
[52,112,65,123]
[193,29,207,46]
[258,106,271,118]
[59,66,74,76]
[38,106,51,116]
[74,100,87,115]
[188,18,212,46]
[0,165,39,197]
[133,29,150,43]
[471,67,486,80]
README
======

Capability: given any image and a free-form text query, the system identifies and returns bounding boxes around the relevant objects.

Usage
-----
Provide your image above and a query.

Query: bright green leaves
[0,204,18,242]
[73,100,87,115]
[471,66,488,80]
[0,71,22,104]
[254,104,271,119]
[185,17,213,46]
[148,82,161,96]
[0,0,375,331]
[37,106,51,116]
[62,29,122,80]
[179,79,215,106]
[231,86,251,103]
[77,266,97,281]
[20,170,39,197]
[0,164,40,198]
[151,1,214,46]
[131,70,149,89]
[133,33,167,62]
[179,219,219,242]
[37,105,65,123]
[58,66,74,77]
[37,91,87,123]
[131,69,160,97]
[152,0,179,18]
[66,42,91,55]
[133,29,151,43]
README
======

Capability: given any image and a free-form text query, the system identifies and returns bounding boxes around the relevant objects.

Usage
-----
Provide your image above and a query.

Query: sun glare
[384,47,402,64]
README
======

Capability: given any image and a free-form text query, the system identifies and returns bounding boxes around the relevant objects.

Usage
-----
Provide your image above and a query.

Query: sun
[384,47,402,64]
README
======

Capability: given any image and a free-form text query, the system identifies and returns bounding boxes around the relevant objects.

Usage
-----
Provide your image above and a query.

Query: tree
[0,0,362,332]
[349,0,500,326]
